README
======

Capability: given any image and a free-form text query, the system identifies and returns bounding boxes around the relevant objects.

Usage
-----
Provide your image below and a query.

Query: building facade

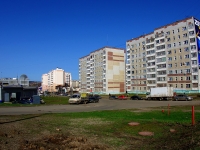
[79,46,126,94]
[0,74,29,87]
[41,68,72,93]
[126,17,200,93]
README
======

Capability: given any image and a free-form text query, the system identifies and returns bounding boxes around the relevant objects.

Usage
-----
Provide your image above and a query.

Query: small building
[0,85,38,102]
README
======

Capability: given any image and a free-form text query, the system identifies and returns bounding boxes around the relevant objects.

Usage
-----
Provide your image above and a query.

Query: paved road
[1,99,200,115]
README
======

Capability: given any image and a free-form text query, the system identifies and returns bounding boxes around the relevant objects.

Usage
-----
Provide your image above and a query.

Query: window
[174,43,176,47]
[174,50,176,53]
[186,84,190,88]
[184,47,189,52]
[179,49,182,52]
[183,33,187,37]
[168,50,172,54]
[182,27,187,31]
[185,54,190,58]
[167,44,171,48]
[168,57,172,61]
[191,53,197,58]
[177,29,179,32]
[183,40,188,44]
[179,42,181,46]
[168,64,172,68]
[169,70,173,74]
[178,35,180,39]
[174,56,176,60]
[192,60,197,65]
[190,38,195,43]
[168,77,173,81]
[189,31,194,36]
[186,76,191,80]
[191,45,196,50]
[181,84,183,88]
[192,75,198,80]
[185,62,190,66]
[172,30,174,34]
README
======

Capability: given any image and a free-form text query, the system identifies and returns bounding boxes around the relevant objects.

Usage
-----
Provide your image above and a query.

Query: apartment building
[79,46,126,94]
[126,17,200,93]
[41,68,72,92]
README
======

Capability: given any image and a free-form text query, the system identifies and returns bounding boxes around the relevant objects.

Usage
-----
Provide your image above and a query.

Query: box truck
[146,87,174,101]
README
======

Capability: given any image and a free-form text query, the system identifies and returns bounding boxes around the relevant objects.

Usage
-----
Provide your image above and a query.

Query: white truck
[146,87,174,101]
[68,93,89,104]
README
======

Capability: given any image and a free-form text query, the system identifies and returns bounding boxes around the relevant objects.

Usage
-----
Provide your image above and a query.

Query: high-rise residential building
[79,46,126,94]
[41,74,48,92]
[126,17,200,93]
[41,68,72,92]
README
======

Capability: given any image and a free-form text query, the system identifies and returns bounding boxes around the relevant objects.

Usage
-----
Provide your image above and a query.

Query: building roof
[126,16,194,43]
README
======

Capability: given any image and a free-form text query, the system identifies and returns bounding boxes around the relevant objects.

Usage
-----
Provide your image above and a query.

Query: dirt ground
[0,115,113,150]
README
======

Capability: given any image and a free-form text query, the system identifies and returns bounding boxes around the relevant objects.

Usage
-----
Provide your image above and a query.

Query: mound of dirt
[19,134,110,150]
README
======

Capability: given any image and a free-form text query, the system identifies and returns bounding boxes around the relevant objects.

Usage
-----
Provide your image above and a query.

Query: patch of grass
[41,96,69,105]
[1,106,200,149]
[0,96,69,107]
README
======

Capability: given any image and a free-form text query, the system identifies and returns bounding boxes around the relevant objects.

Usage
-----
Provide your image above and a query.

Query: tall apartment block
[41,68,72,92]
[126,17,200,93]
[79,46,126,94]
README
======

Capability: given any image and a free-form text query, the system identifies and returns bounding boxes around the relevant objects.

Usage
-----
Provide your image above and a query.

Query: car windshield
[71,95,79,98]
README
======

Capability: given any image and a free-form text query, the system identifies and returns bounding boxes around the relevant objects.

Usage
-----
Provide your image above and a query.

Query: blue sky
[0,0,200,81]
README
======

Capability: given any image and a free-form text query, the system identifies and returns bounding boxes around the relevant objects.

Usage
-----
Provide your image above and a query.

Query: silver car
[174,94,193,101]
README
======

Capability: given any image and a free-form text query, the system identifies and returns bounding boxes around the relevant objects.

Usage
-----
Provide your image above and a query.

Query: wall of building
[126,17,200,93]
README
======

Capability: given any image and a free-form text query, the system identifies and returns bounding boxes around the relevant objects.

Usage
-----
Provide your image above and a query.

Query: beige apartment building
[126,17,200,93]
[79,46,126,94]
[41,68,72,93]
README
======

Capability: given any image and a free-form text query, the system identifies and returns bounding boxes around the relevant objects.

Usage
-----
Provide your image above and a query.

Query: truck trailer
[146,87,174,101]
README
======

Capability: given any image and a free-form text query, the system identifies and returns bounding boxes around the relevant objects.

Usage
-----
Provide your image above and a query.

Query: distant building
[79,46,126,94]
[0,74,29,87]
[41,68,72,93]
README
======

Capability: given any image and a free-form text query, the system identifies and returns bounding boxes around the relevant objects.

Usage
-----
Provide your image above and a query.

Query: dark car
[88,95,100,103]
[130,95,143,100]
[109,95,118,100]
[174,94,192,101]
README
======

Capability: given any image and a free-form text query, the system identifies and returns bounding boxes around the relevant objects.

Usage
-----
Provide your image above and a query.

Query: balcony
[147,83,157,87]
[192,79,198,83]
[157,80,167,83]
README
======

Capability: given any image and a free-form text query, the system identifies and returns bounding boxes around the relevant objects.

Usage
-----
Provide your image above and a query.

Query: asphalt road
[0,99,200,115]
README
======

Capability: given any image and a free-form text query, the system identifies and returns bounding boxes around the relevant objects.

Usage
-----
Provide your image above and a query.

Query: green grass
[0,96,69,107]
[1,106,200,149]
[41,96,69,104]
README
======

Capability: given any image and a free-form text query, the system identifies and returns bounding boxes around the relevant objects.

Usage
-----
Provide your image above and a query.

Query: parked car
[130,95,143,100]
[109,95,118,100]
[68,94,81,104]
[174,94,193,101]
[118,95,128,100]
[88,95,100,103]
